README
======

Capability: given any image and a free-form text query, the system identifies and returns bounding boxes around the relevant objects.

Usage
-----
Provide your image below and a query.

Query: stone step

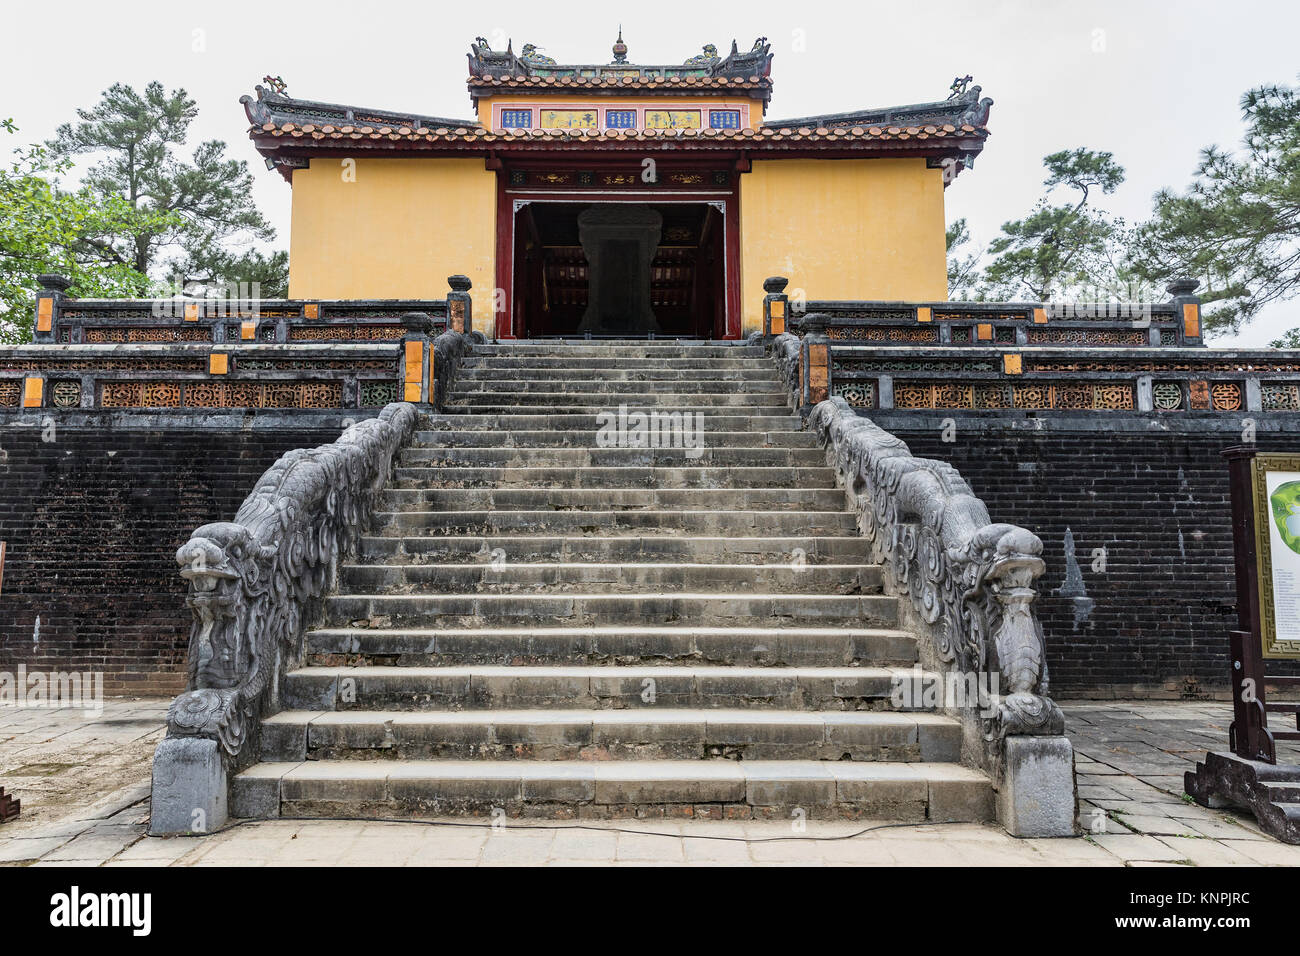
[472,344,765,358]
[357,534,869,565]
[449,379,783,395]
[259,708,960,762]
[416,415,801,432]
[371,508,858,535]
[437,404,797,417]
[444,391,789,407]
[337,562,883,595]
[461,357,775,371]
[406,430,818,450]
[280,664,915,712]
[408,429,811,452]
[232,758,994,821]
[389,465,837,490]
[323,591,898,628]
[456,367,778,383]
[377,487,844,512]
[305,624,917,667]
[397,447,827,467]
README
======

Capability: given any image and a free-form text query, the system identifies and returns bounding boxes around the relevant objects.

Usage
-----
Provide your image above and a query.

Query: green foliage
[0,122,164,343]
[48,81,278,283]
[169,245,290,299]
[984,149,1127,300]
[945,217,983,299]
[1133,78,1300,335]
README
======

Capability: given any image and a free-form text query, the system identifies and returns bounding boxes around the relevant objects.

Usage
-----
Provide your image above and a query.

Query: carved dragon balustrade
[164,401,418,763]
[806,396,1064,766]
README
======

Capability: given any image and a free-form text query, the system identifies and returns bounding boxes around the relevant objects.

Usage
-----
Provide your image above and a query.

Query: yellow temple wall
[287,157,496,317]
[738,158,948,334]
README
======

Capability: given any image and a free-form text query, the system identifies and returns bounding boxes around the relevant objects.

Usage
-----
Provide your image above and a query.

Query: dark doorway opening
[512,202,726,338]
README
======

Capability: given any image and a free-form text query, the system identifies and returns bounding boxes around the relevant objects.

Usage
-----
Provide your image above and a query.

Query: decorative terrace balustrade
[32,273,475,345]
[759,277,1300,416]
[827,347,1300,413]
[755,276,1206,350]
[4,275,479,412]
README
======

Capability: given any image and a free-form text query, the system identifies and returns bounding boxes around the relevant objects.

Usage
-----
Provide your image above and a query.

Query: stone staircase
[233,340,993,822]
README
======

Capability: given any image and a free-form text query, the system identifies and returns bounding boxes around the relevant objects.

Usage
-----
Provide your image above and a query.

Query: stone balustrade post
[792,312,831,409]
[762,276,790,340]
[33,274,72,344]
[400,311,435,405]
[1168,278,1203,347]
[447,275,473,336]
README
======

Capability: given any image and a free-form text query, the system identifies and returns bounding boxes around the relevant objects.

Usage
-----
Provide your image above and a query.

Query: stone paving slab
[3,697,1300,865]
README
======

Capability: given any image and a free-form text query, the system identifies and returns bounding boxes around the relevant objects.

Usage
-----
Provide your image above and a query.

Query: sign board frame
[1251,453,1300,659]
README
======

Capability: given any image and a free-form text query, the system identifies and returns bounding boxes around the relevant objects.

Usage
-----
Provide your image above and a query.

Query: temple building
[242,35,993,340]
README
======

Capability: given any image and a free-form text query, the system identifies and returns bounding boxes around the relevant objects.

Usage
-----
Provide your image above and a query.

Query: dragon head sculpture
[964,524,1063,736]
[176,523,269,689]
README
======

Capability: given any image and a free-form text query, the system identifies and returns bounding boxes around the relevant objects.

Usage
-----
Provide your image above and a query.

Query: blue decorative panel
[500,109,532,129]
[605,109,637,129]
[709,110,741,129]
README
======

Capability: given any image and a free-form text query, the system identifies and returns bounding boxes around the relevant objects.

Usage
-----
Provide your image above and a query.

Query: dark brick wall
[0,413,352,694]
[870,411,1300,698]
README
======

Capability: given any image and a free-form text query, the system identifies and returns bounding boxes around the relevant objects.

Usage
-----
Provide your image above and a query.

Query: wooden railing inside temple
[2,275,476,411]
[760,276,1300,414]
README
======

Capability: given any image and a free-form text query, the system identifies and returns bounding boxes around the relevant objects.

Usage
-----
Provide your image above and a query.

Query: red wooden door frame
[494,166,742,340]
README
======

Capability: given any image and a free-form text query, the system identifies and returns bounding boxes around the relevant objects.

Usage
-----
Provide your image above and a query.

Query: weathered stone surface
[190,340,1003,826]
[148,737,228,835]
[1185,750,1300,844]
[997,735,1077,838]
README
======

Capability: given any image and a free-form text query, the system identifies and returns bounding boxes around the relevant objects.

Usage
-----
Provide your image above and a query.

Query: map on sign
[1254,459,1300,657]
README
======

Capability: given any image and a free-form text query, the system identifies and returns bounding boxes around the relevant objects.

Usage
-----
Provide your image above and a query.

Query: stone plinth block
[148,736,228,836]
[997,735,1077,838]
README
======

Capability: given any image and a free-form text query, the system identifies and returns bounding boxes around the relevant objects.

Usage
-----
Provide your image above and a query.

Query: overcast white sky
[3,0,1297,344]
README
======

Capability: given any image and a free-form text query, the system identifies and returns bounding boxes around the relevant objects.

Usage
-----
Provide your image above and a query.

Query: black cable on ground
[176,813,976,844]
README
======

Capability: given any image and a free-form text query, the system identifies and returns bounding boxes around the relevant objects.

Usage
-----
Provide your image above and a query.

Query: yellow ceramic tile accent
[304,303,320,319]
[1183,303,1200,339]
[916,307,931,323]
[184,303,199,322]
[209,353,229,375]
[1032,307,1048,324]
[1003,353,1022,375]
[976,323,993,341]
[22,377,42,408]
[37,298,53,332]
[240,321,257,340]
[404,341,423,400]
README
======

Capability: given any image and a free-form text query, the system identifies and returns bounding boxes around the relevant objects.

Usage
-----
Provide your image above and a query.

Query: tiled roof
[252,119,985,147]
[465,36,775,105]
[767,87,994,134]
[241,86,475,134]
[467,72,772,95]
[243,78,989,178]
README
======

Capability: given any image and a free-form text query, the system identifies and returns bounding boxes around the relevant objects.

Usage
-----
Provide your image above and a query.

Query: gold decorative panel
[540,109,598,129]
[645,110,701,129]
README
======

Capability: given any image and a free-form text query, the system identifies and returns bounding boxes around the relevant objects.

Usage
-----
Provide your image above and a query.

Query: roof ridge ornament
[683,43,720,66]
[947,74,973,100]
[611,26,628,64]
[956,87,993,128]
[521,43,556,66]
